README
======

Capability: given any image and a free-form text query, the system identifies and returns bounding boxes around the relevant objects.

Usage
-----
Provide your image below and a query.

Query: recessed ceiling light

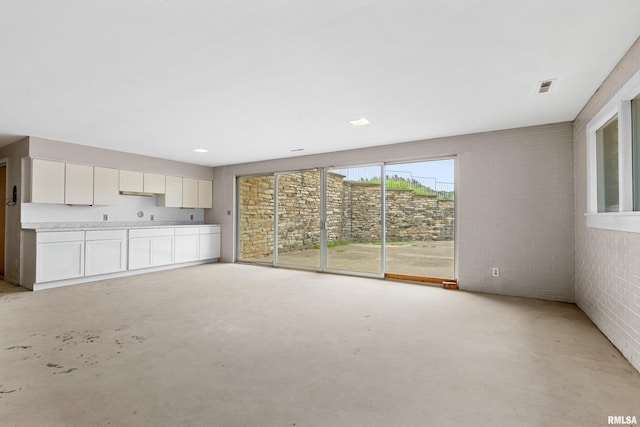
[192,148,208,153]
[350,118,371,126]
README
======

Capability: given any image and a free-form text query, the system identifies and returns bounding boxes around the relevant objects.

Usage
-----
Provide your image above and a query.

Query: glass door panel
[275,170,321,269]
[237,175,275,264]
[384,159,455,279]
[325,166,382,275]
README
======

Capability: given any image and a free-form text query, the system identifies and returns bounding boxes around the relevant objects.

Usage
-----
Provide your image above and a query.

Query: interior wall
[0,138,29,284]
[574,37,640,372]
[21,195,204,225]
[208,122,575,302]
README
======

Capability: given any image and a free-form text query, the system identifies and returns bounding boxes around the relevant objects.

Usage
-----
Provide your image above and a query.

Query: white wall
[21,195,203,225]
[208,121,575,302]
[574,37,640,372]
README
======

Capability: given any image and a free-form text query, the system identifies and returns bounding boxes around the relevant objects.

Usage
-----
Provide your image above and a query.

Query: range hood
[119,191,155,197]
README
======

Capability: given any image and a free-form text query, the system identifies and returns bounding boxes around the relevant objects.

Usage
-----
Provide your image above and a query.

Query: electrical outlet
[150,214,155,221]
[492,268,500,277]
[227,210,231,216]
[190,214,194,220]
[103,214,108,221]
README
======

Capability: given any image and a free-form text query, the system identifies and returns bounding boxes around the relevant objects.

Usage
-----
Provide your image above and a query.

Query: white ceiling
[1,1,640,167]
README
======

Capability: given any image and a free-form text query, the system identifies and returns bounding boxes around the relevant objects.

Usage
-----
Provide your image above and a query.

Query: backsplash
[21,194,204,224]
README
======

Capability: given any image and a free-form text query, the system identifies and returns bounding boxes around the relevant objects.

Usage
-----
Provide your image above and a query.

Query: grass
[314,240,350,249]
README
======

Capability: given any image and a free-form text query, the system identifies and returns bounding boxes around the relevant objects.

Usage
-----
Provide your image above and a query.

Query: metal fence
[328,167,454,200]
[386,170,454,200]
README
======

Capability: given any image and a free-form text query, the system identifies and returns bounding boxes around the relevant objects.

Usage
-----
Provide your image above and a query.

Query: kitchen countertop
[22,221,221,232]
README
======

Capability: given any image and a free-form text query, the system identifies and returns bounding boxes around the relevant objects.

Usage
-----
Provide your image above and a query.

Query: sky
[386,159,454,184]
[332,159,454,185]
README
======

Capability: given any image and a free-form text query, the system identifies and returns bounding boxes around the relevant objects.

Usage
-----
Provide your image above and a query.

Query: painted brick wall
[574,37,640,372]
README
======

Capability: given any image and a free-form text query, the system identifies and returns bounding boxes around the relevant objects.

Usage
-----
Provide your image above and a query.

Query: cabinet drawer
[175,227,200,236]
[129,228,174,238]
[37,231,85,243]
[199,225,221,234]
[86,229,127,241]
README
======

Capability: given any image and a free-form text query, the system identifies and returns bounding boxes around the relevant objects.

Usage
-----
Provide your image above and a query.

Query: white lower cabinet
[174,227,200,263]
[86,230,127,276]
[128,228,175,270]
[199,225,221,260]
[36,231,85,283]
[152,236,174,266]
[29,225,220,289]
[129,238,152,270]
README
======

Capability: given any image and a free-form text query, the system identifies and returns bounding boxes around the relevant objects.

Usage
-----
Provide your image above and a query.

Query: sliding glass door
[237,159,454,281]
[325,165,383,275]
[384,159,455,280]
[237,175,275,264]
[274,170,321,269]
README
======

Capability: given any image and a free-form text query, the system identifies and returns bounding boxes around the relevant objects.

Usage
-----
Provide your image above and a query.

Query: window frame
[586,70,640,233]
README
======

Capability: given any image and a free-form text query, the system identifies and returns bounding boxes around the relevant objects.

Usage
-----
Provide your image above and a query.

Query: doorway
[0,164,5,277]
[236,159,455,282]
[384,159,455,281]
[324,165,383,276]
[237,175,275,264]
[274,169,321,270]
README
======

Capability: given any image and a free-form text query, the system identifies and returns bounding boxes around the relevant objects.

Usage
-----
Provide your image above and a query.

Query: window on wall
[596,116,619,212]
[586,71,640,233]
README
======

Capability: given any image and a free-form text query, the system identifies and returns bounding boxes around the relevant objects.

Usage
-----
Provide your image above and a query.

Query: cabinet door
[32,159,65,204]
[157,176,182,207]
[119,170,143,192]
[151,236,174,266]
[198,180,213,208]
[86,239,127,276]
[36,241,85,282]
[65,163,94,205]
[129,238,152,270]
[182,178,198,208]
[175,234,199,263]
[199,233,221,260]
[144,173,166,194]
[94,167,119,205]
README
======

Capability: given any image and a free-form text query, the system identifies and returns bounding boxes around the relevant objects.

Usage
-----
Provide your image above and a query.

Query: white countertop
[22,222,221,232]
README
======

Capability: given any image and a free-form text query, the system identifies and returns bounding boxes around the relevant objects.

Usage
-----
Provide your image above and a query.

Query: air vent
[537,79,556,94]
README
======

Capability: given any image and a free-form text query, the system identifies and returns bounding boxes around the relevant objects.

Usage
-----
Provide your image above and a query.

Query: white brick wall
[574,36,640,372]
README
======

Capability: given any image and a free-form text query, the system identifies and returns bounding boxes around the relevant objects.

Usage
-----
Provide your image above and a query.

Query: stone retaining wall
[239,172,454,258]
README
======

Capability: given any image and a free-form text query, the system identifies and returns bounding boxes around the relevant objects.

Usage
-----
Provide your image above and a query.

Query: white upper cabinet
[143,173,166,194]
[93,167,119,206]
[32,159,65,204]
[182,178,198,208]
[119,170,143,192]
[65,163,94,205]
[157,176,183,207]
[197,180,213,208]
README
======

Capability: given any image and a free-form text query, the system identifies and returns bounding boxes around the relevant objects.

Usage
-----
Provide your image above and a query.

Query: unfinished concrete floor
[1,264,639,426]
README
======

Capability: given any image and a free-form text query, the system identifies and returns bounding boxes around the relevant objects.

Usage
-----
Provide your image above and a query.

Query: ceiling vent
[537,79,556,94]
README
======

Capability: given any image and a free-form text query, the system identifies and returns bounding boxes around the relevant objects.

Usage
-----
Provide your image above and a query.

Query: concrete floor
[1,264,639,426]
